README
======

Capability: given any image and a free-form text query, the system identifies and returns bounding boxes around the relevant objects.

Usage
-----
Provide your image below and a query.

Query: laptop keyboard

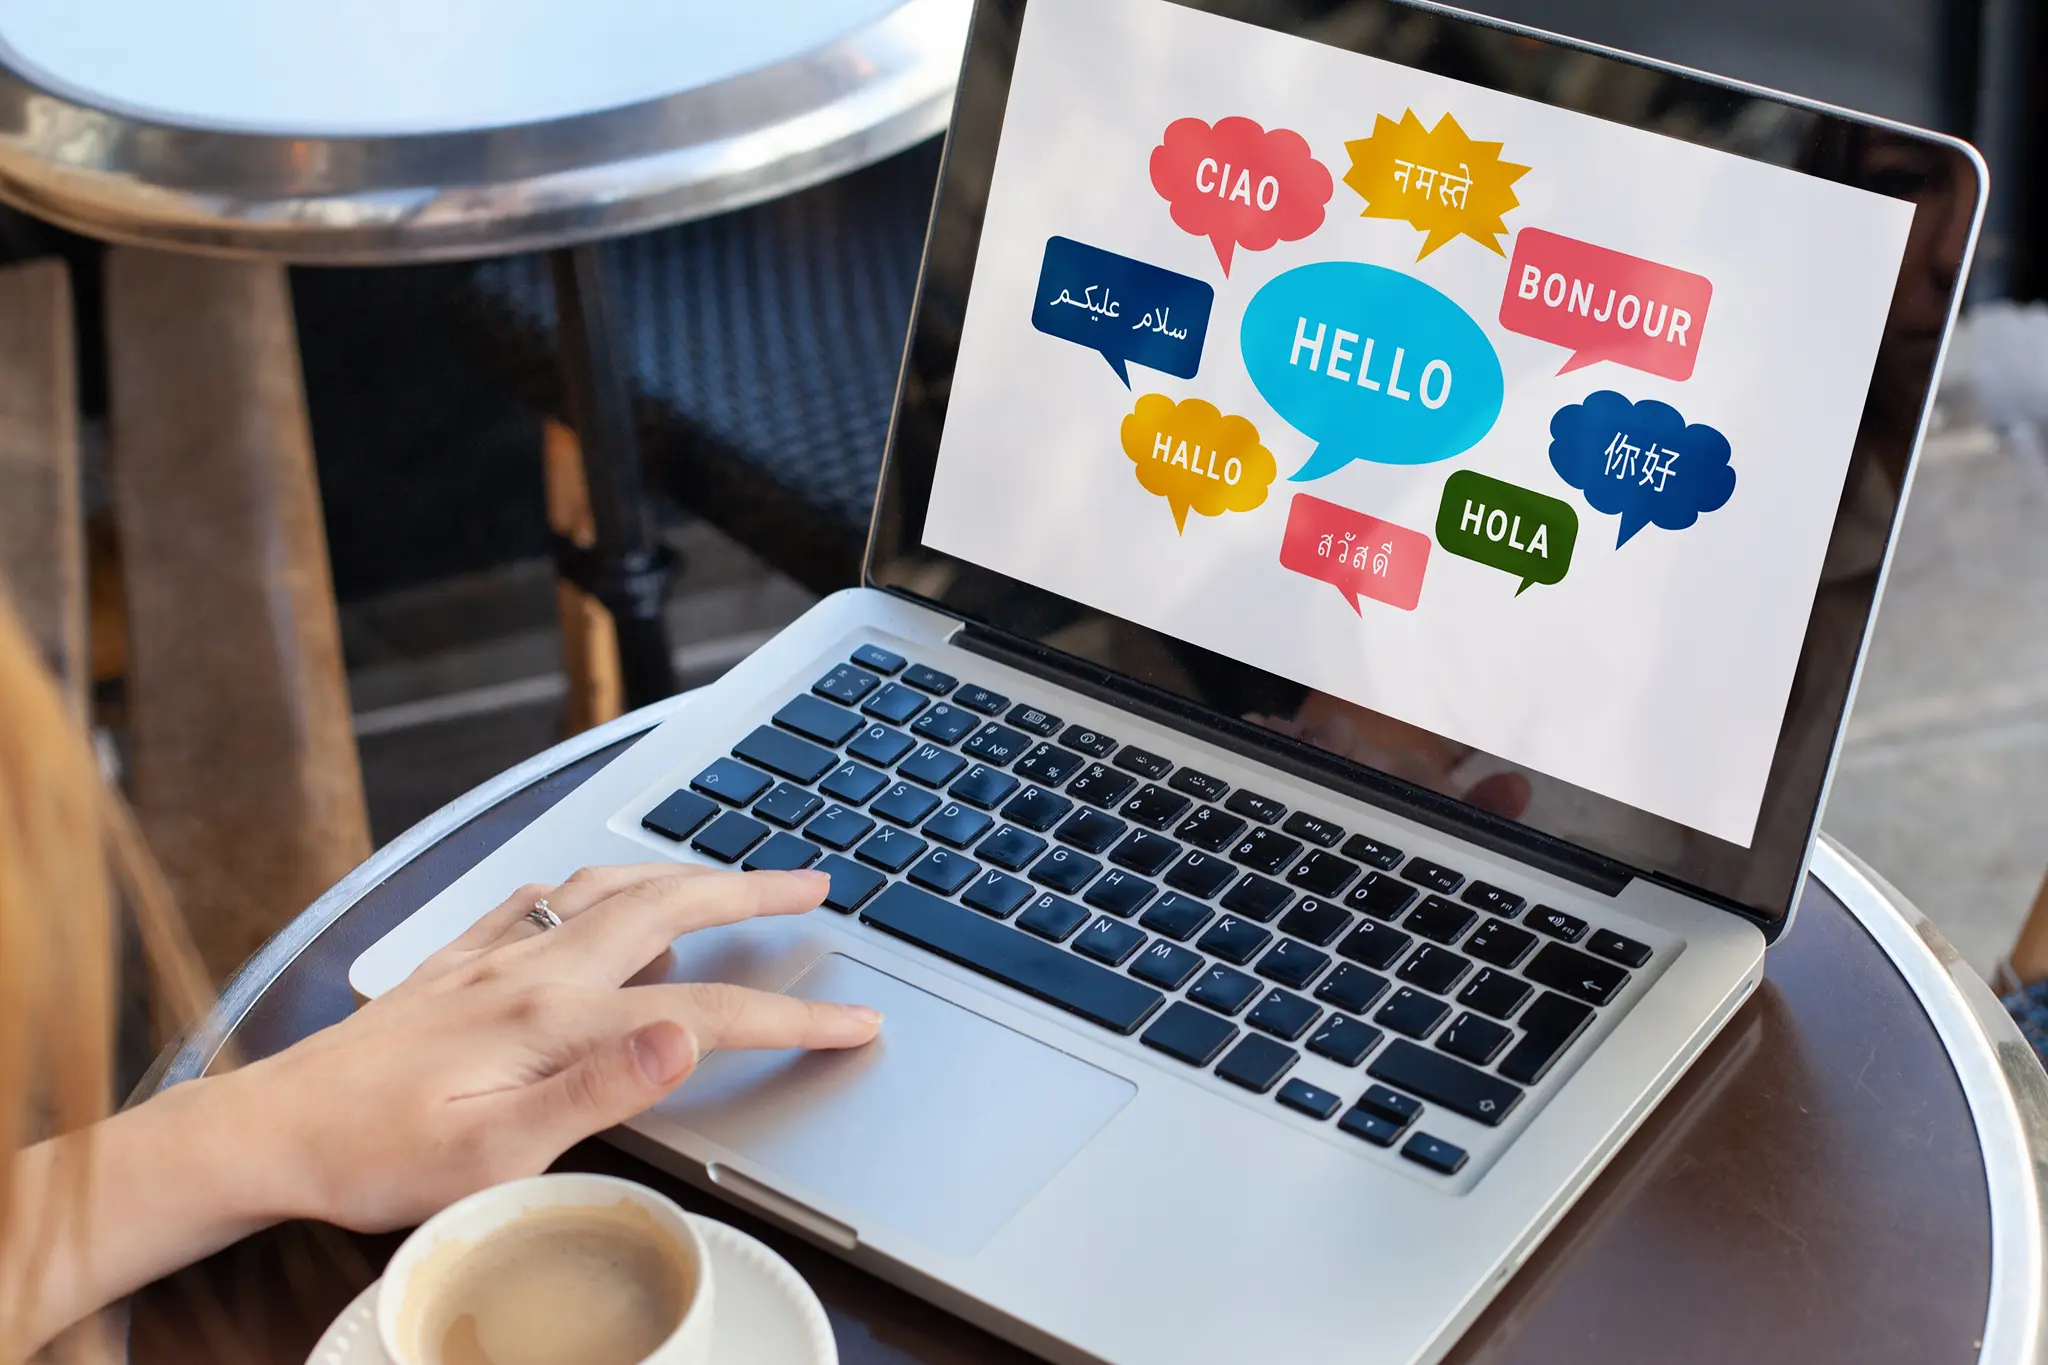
[635,642,1656,1180]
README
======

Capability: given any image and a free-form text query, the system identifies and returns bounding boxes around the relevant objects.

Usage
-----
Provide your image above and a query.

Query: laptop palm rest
[657,952,1136,1258]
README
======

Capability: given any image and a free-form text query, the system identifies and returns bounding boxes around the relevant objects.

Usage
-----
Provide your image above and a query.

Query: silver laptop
[353,2,1982,1359]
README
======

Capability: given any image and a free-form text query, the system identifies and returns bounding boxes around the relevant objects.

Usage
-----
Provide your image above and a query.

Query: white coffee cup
[375,1173,716,1365]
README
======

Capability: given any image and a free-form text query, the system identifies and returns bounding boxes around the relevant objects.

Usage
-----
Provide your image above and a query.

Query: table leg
[547,245,679,710]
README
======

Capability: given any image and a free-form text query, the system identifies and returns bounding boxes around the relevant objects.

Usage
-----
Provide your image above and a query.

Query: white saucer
[306,1213,836,1365]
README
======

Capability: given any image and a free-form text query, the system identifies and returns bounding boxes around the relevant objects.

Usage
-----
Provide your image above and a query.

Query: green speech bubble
[1435,469,1578,595]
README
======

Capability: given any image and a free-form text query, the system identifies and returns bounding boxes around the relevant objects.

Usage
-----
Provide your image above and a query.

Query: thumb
[516,1019,699,1146]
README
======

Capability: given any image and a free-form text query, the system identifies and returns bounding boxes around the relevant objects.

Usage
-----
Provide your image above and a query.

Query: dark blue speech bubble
[1031,235,1214,387]
[1548,390,1735,548]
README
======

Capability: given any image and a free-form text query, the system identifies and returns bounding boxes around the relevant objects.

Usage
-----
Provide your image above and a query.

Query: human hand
[212,864,879,1232]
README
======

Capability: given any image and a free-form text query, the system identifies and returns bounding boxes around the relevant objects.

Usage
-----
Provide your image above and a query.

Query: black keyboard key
[847,723,915,767]
[953,684,1009,715]
[815,854,886,913]
[1375,987,1450,1038]
[924,802,993,849]
[1120,784,1192,830]
[850,644,905,675]
[1005,704,1062,737]
[1438,1012,1513,1065]
[1083,868,1157,918]
[1175,805,1247,852]
[1341,834,1405,870]
[1029,846,1100,894]
[1336,920,1412,971]
[1404,896,1478,945]
[1588,929,1653,968]
[1309,1015,1383,1066]
[1075,916,1147,966]
[691,811,769,863]
[1216,1034,1298,1093]
[1189,964,1262,1015]
[1018,892,1089,942]
[1462,881,1526,918]
[1315,963,1391,1014]
[1497,991,1596,1084]
[908,848,979,895]
[692,757,773,806]
[735,727,836,785]
[1246,988,1320,1041]
[1466,918,1537,969]
[1369,1039,1523,1126]
[1113,746,1173,779]
[1287,850,1362,897]
[1527,905,1588,942]
[1139,892,1213,941]
[643,789,718,842]
[910,704,978,745]
[1397,943,1473,994]
[1458,968,1532,1020]
[1282,811,1344,847]
[1402,857,1464,894]
[902,664,956,695]
[872,782,942,827]
[1225,789,1286,824]
[774,693,862,747]
[1359,1085,1423,1126]
[1015,743,1085,786]
[899,744,967,789]
[815,663,883,705]
[742,832,822,871]
[962,869,1033,918]
[1164,850,1237,900]
[950,764,1020,809]
[1141,1001,1236,1066]
[1256,939,1331,990]
[1524,942,1629,1005]
[1277,1078,1342,1120]
[1056,807,1126,855]
[1230,827,1304,875]
[1130,940,1203,990]
[1001,786,1071,831]
[1110,830,1180,877]
[1169,767,1228,803]
[962,723,1031,765]
[1278,896,1351,947]
[1344,871,1419,921]
[804,805,873,850]
[862,884,1163,1034]
[1067,763,1137,809]
[819,761,889,806]
[1402,1133,1469,1175]
[1060,724,1117,757]
[855,826,926,873]
[978,824,1048,871]
[1219,873,1293,922]
[1197,916,1272,965]
[1339,1107,1404,1146]
[862,682,928,725]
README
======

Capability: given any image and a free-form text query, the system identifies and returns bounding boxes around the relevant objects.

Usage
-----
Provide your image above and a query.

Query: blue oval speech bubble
[1240,262,1504,480]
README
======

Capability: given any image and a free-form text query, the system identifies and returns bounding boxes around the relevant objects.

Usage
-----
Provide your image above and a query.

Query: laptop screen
[870,0,1980,931]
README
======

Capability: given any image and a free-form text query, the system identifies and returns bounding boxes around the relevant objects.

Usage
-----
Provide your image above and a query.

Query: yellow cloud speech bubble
[1342,109,1530,259]
[1120,394,1277,534]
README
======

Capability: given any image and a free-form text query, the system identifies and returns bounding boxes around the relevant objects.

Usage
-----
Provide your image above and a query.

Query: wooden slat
[543,417,624,734]
[103,248,370,982]
[0,256,83,713]
[2011,870,2048,986]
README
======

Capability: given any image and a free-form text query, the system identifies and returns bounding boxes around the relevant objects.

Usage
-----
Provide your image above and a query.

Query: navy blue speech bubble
[1031,235,1214,387]
[1549,390,1735,548]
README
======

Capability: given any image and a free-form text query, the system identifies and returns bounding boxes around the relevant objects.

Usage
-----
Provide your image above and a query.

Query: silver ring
[525,899,562,932]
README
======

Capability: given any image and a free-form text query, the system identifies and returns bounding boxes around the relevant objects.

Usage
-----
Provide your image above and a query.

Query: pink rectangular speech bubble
[1499,228,1712,380]
[1279,493,1430,614]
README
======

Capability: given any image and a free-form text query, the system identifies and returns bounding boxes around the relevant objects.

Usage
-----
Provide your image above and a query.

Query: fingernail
[849,1006,883,1027]
[630,1021,695,1086]
[793,869,832,886]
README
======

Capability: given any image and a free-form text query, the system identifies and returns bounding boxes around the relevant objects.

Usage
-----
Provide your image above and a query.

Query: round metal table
[126,694,2048,1365]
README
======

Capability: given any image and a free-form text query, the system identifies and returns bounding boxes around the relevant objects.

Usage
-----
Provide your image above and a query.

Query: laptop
[353,1,1982,1359]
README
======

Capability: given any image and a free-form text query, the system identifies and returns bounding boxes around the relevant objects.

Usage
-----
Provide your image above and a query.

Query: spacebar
[862,883,1165,1034]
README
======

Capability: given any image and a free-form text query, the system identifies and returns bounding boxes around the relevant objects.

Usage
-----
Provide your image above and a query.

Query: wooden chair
[2005,871,2048,989]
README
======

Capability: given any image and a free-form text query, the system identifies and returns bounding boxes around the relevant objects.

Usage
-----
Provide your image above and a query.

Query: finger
[447,863,714,956]
[514,868,831,986]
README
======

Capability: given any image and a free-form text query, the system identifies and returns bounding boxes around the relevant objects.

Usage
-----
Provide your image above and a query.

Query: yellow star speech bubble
[1342,110,1531,259]
[1120,394,1277,534]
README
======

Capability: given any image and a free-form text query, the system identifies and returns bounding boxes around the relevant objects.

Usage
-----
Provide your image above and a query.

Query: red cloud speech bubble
[1278,493,1431,614]
[1150,116,1333,276]
[1499,228,1713,380]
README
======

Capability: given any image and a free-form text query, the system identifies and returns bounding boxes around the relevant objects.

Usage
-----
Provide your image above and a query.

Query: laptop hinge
[950,620,1636,899]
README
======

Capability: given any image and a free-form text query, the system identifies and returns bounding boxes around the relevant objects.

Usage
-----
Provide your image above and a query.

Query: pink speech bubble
[1499,228,1713,380]
[1150,116,1333,276]
[1279,493,1431,614]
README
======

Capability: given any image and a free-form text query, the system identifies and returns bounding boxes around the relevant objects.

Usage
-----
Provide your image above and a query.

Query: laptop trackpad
[658,952,1136,1258]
